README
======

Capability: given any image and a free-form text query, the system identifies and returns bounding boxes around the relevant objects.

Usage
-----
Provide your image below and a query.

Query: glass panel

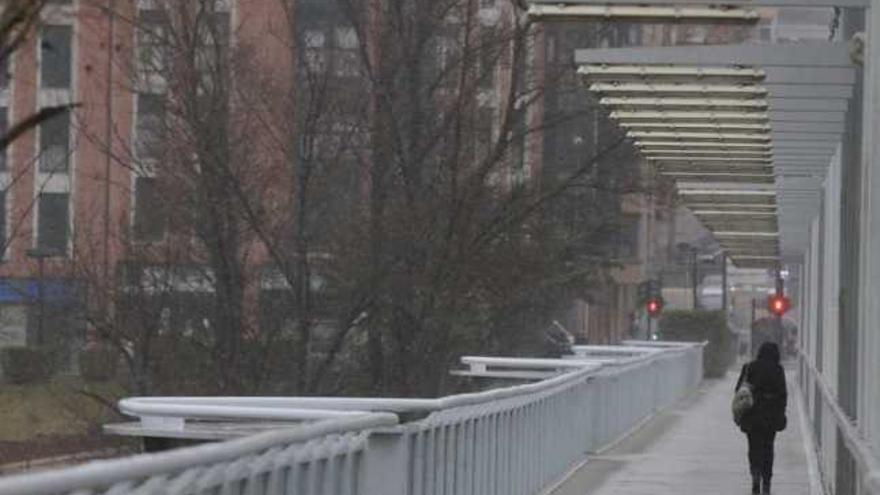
[0,189,6,258]
[39,109,70,173]
[136,93,165,159]
[616,217,640,259]
[40,25,72,89]
[0,108,7,171]
[138,10,170,81]
[133,177,166,241]
[37,193,69,253]
[0,55,10,89]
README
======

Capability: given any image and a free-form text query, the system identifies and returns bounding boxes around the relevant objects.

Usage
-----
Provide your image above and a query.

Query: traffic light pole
[775,265,784,349]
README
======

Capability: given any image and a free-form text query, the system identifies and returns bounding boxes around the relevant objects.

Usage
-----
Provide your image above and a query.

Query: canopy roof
[572,42,857,268]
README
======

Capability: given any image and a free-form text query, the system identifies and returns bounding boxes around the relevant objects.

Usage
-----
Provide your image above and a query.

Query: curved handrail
[571,345,665,353]
[119,345,697,422]
[119,362,605,416]
[799,350,880,493]
[0,413,399,495]
[461,356,618,368]
[118,403,374,421]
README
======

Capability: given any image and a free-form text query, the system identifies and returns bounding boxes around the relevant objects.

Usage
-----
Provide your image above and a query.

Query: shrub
[149,335,217,395]
[659,310,736,378]
[0,346,55,384]
[79,345,120,382]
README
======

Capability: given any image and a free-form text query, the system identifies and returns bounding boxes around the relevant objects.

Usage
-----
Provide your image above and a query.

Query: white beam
[601,97,769,109]
[576,42,855,68]
[715,231,780,237]
[648,156,773,163]
[637,141,772,149]
[628,131,771,141]
[589,83,767,97]
[529,4,761,21]
[693,210,778,216]
[529,4,760,21]
[578,64,765,81]
[684,203,777,210]
[610,110,769,122]
[534,0,867,7]
[679,189,776,196]
[619,121,771,132]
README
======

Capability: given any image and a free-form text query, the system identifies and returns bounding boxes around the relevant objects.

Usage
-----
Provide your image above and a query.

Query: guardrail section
[799,351,880,495]
[0,342,704,495]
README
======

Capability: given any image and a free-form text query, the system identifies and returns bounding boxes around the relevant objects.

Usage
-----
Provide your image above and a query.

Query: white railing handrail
[621,340,708,348]
[0,342,705,495]
[119,361,606,419]
[799,350,880,493]
[570,345,665,354]
[0,413,398,495]
[460,356,616,369]
[120,345,694,422]
[117,403,374,421]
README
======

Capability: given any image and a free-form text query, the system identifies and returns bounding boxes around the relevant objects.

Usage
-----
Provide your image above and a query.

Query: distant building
[0,0,547,371]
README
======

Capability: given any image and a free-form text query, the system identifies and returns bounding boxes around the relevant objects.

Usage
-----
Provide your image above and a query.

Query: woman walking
[736,342,787,494]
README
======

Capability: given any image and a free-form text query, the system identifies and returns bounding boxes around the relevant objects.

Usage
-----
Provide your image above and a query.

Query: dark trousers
[747,430,777,481]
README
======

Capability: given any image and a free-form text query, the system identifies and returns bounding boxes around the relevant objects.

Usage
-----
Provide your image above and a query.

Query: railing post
[361,429,409,495]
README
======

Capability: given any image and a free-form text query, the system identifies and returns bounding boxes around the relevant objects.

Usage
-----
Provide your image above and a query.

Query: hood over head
[757,341,781,365]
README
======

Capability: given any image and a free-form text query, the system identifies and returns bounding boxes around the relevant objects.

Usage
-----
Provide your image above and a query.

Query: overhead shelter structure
[569,41,856,269]
[528,2,880,494]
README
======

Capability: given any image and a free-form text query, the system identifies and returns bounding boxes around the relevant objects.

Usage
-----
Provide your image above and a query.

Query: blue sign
[0,279,79,304]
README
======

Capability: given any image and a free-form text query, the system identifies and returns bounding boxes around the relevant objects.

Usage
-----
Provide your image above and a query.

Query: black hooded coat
[736,342,788,433]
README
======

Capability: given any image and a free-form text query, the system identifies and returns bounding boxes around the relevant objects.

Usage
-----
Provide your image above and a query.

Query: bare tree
[76,0,641,399]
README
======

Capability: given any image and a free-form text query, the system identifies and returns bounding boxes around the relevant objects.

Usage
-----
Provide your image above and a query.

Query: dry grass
[0,379,125,442]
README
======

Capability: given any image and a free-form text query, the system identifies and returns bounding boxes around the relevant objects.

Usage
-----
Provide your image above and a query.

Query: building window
[0,55,10,89]
[333,27,360,78]
[136,93,165,160]
[476,106,494,155]
[138,10,169,80]
[133,176,166,241]
[40,25,72,89]
[615,217,640,260]
[37,193,69,254]
[303,30,327,73]
[478,35,498,89]
[39,109,70,173]
[0,190,6,259]
[195,11,230,81]
[0,107,7,171]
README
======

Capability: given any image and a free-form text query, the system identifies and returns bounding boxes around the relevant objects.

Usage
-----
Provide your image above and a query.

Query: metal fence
[0,343,704,495]
[798,352,880,495]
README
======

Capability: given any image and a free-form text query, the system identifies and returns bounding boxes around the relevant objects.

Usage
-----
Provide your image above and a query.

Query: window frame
[36,192,70,255]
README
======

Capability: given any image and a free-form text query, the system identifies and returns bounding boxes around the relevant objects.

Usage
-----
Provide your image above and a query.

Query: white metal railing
[798,351,880,494]
[0,342,705,495]
[401,344,703,495]
[0,414,398,495]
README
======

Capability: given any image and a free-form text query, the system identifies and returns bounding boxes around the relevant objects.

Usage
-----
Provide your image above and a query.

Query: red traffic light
[646,298,663,317]
[768,294,790,316]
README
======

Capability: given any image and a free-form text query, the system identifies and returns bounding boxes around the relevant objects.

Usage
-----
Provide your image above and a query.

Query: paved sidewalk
[552,367,817,495]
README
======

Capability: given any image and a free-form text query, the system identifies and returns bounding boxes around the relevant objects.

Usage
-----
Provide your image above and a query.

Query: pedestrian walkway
[552,365,819,495]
